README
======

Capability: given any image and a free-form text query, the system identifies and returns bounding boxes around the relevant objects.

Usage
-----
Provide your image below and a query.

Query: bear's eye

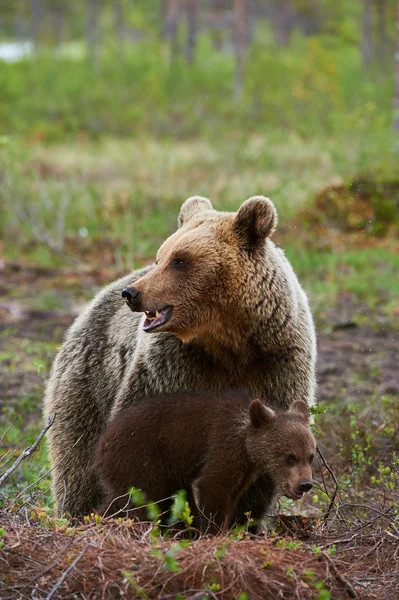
[309,454,314,464]
[285,454,297,466]
[171,258,186,268]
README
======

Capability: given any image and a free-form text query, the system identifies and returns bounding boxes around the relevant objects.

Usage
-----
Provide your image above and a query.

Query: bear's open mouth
[284,488,304,501]
[143,306,172,332]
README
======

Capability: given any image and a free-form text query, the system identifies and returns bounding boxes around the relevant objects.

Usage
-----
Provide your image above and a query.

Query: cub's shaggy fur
[44,196,316,516]
[94,390,316,533]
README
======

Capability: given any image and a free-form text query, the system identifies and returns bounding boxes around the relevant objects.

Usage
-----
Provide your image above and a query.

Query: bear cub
[94,390,316,534]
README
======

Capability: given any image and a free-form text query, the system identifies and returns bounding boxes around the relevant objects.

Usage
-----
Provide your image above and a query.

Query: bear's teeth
[155,310,161,319]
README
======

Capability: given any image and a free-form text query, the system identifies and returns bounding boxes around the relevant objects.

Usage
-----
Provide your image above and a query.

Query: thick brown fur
[44,196,316,516]
[94,390,316,534]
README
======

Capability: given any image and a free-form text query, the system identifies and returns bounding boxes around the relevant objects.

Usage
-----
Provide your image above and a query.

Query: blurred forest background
[1,3,399,598]
[0,0,399,271]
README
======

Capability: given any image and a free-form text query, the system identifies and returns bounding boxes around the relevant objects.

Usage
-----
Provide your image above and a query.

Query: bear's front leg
[196,476,238,535]
[233,473,277,533]
[46,411,104,517]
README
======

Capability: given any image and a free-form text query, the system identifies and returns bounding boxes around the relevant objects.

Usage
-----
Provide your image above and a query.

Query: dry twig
[316,445,339,520]
[0,416,54,488]
[45,543,90,600]
[321,550,358,598]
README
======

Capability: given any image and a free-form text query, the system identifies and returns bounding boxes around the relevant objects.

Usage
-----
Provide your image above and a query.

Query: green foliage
[122,570,147,598]
[167,489,193,528]
[214,544,228,559]
[162,541,189,573]
[276,538,304,551]
[129,487,146,507]
[206,583,221,592]
[0,20,395,141]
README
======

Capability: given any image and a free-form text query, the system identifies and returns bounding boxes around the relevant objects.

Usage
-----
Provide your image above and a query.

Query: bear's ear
[289,400,309,420]
[178,196,213,227]
[233,196,277,251]
[249,399,275,428]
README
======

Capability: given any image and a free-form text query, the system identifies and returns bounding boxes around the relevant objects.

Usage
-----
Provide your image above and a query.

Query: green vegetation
[0,27,394,142]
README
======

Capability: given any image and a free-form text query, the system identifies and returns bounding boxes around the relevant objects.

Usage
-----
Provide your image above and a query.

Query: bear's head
[246,399,316,501]
[122,195,277,348]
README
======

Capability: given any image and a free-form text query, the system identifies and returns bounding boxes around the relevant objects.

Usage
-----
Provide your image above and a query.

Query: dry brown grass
[2,506,398,600]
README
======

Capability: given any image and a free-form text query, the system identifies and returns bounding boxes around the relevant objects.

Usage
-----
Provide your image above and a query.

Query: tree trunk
[30,0,43,51]
[53,5,65,50]
[271,0,293,46]
[87,0,102,69]
[184,0,198,64]
[362,0,373,66]
[113,0,125,46]
[165,0,180,61]
[376,0,387,63]
[233,0,247,99]
[394,1,399,129]
[114,0,125,57]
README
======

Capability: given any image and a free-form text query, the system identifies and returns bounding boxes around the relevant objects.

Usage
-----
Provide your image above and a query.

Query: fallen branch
[45,543,90,600]
[316,445,339,520]
[0,416,54,488]
[321,550,357,598]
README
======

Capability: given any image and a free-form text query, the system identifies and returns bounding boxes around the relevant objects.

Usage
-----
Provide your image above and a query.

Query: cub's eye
[171,258,186,267]
[309,454,314,464]
[285,454,297,466]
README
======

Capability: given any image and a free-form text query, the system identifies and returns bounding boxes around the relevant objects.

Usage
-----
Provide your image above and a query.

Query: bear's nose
[298,480,313,493]
[122,287,141,307]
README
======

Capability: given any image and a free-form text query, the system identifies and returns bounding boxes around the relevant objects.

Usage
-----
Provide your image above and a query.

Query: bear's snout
[122,287,141,310]
[297,480,313,494]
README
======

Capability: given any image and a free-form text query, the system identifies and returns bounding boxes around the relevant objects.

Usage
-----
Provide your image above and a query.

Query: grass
[1,130,398,268]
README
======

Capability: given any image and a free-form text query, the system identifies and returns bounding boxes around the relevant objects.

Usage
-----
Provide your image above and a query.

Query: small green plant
[129,487,146,507]
[122,571,147,598]
[326,545,336,557]
[315,581,331,600]
[146,502,161,521]
[286,566,295,581]
[348,405,373,477]
[303,569,316,582]
[311,545,322,557]
[214,544,228,559]
[206,583,221,592]
[0,527,5,549]
[276,539,303,551]
[162,541,189,574]
[168,490,193,527]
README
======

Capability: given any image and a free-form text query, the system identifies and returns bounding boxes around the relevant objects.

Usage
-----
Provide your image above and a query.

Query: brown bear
[44,196,316,516]
[94,390,316,534]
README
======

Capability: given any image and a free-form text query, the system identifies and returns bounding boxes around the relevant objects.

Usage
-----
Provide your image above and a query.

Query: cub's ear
[233,196,277,251]
[289,400,309,420]
[178,196,213,227]
[249,399,275,428]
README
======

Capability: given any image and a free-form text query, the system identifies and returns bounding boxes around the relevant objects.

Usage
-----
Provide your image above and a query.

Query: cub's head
[121,195,277,345]
[246,400,316,501]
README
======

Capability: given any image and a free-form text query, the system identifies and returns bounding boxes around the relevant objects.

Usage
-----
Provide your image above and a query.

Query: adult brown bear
[44,196,316,516]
